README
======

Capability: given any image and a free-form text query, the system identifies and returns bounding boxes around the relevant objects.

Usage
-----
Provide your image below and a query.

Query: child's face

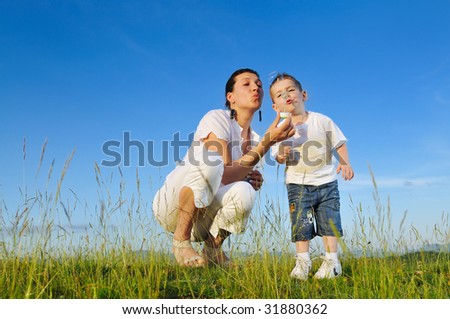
[270,79,307,114]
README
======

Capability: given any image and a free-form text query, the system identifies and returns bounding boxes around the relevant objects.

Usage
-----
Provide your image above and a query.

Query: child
[270,73,354,279]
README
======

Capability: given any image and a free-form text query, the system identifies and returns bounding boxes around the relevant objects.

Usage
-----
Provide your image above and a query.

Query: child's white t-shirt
[271,111,347,186]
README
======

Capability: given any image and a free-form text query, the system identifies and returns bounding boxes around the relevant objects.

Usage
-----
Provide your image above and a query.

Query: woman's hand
[262,113,296,146]
[245,170,264,191]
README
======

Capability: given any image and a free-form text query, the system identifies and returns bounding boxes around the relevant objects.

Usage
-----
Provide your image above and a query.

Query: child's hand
[336,164,354,181]
[276,145,292,164]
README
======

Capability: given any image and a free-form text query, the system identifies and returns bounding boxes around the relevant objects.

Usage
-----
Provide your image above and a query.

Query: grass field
[1,248,449,298]
[1,148,449,299]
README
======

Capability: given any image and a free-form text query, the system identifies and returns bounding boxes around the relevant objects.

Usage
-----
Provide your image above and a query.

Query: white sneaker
[313,257,342,279]
[290,255,312,280]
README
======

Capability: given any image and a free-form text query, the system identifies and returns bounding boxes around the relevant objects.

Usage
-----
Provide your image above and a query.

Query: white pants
[152,147,256,241]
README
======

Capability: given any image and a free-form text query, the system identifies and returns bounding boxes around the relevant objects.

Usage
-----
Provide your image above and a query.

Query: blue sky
[1,0,450,248]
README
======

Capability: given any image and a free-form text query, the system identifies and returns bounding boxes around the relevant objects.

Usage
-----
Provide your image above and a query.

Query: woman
[152,68,295,267]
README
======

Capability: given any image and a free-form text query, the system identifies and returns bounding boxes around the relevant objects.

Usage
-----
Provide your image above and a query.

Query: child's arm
[335,143,354,181]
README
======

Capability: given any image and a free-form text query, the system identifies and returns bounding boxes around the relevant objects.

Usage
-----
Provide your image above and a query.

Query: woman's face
[227,72,264,110]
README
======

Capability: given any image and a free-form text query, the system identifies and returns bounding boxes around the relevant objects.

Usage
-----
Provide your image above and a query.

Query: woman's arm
[203,115,295,185]
[202,132,257,184]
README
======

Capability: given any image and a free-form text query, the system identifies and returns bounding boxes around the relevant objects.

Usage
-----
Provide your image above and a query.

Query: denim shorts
[287,180,343,241]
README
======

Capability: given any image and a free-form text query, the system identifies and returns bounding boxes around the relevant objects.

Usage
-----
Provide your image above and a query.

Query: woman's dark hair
[269,72,303,93]
[225,68,260,108]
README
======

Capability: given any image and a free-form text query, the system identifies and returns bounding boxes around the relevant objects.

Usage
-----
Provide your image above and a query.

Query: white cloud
[340,174,447,191]
[435,92,450,106]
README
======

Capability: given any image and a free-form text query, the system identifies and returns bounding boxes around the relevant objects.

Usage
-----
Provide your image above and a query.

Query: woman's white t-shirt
[180,109,262,168]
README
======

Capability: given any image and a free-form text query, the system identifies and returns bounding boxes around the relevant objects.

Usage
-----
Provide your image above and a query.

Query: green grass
[1,145,449,299]
[1,250,449,298]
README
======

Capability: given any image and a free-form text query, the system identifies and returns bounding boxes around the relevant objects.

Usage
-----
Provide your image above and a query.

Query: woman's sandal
[172,239,206,268]
[202,245,233,267]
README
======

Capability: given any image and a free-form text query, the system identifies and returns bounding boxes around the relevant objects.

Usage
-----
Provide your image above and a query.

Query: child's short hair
[269,73,303,100]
